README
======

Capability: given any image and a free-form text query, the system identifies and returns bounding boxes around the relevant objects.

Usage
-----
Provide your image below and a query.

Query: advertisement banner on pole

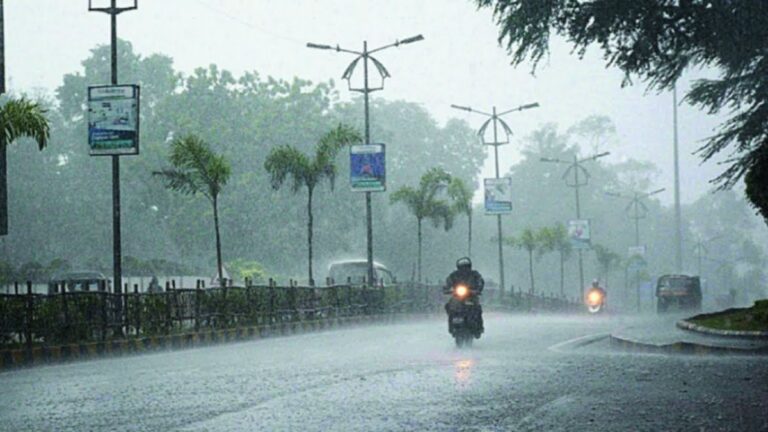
[628,245,647,258]
[88,84,140,156]
[568,219,591,249]
[484,177,512,214]
[350,143,385,192]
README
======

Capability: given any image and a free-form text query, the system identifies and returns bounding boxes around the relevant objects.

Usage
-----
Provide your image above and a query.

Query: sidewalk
[610,315,768,355]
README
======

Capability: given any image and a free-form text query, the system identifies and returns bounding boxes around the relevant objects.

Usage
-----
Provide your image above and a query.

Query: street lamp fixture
[450,101,540,296]
[307,35,424,285]
[540,151,609,297]
[89,0,137,13]
[604,188,666,246]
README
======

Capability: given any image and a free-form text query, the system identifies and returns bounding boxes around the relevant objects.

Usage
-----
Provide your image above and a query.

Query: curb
[0,312,440,371]
[677,318,768,339]
[609,332,768,356]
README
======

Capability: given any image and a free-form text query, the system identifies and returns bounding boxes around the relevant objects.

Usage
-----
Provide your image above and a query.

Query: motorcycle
[585,287,606,314]
[446,283,482,347]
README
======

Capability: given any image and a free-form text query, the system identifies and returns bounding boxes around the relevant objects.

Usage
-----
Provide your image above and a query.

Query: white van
[327,260,395,286]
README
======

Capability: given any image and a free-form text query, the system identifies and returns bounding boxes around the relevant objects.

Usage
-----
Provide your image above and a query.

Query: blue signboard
[568,219,591,249]
[484,177,513,214]
[350,144,386,192]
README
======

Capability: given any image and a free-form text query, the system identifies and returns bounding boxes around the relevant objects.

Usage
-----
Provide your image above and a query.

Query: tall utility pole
[541,152,609,297]
[673,84,683,272]
[0,0,5,96]
[0,0,6,238]
[606,188,665,246]
[307,35,424,285]
[89,0,137,308]
[450,103,539,297]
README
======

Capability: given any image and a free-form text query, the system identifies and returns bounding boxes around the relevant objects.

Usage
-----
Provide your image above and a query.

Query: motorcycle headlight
[455,284,469,298]
[587,290,602,305]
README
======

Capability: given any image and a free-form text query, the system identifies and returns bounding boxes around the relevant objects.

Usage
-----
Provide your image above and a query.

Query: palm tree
[264,124,361,286]
[539,223,573,296]
[154,134,231,286]
[0,98,50,235]
[448,177,473,258]
[505,228,541,295]
[593,244,622,289]
[391,167,454,282]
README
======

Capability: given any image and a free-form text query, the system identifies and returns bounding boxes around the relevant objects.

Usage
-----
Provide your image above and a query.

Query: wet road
[1,313,766,431]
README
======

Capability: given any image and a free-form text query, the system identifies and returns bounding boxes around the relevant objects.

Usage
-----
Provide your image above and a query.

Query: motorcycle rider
[587,278,606,303]
[444,257,484,335]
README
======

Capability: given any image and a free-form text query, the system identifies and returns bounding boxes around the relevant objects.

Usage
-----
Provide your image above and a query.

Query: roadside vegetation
[691,300,768,332]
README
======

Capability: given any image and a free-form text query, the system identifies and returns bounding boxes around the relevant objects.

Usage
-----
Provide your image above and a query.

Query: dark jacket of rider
[444,268,484,295]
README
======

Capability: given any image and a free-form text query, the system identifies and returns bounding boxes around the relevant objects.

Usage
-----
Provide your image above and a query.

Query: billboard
[568,219,591,249]
[350,144,385,192]
[628,245,647,258]
[88,85,140,156]
[484,177,512,214]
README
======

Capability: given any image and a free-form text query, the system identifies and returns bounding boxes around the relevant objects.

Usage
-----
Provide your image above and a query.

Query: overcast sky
[7,0,734,205]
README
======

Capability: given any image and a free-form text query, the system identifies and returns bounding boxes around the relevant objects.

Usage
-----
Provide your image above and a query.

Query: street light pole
[450,102,539,297]
[541,151,609,297]
[0,0,4,96]
[362,40,374,288]
[308,34,424,286]
[491,107,506,297]
[606,188,666,247]
[673,84,683,272]
[89,0,137,316]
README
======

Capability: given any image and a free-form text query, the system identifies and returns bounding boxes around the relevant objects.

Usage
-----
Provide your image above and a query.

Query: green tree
[264,124,361,285]
[448,177,474,258]
[478,0,768,224]
[593,244,622,289]
[538,224,572,296]
[154,134,231,285]
[390,167,455,282]
[0,97,50,234]
[505,228,541,295]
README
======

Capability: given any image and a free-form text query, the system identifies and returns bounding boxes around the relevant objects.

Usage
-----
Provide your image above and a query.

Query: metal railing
[0,279,580,349]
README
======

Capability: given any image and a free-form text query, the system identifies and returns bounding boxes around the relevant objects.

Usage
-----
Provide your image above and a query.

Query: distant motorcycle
[585,287,606,314]
[446,283,482,347]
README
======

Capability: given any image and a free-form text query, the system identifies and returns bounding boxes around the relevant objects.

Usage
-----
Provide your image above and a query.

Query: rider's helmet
[456,257,472,272]
[591,279,600,288]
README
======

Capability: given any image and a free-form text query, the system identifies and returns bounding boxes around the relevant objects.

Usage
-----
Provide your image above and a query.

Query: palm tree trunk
[467,211,472,258]
[213,195,223,287]
[0,144,7,236]
[307,186,314,286]
[559,251,565,297]
[528,250,535,294]
[417,217,422,283]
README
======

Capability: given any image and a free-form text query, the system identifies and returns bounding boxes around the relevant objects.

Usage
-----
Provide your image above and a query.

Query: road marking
[547,333,609,353]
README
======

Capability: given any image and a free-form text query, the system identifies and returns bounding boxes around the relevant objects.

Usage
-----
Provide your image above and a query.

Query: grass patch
[691,300,768,332]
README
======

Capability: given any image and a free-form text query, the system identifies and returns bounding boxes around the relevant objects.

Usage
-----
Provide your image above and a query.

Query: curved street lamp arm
[450,104,492,117]
[578,151,610,163]
[498,102,540,116]
[369,34,425,54]
[306,42,361,55]
[640,188,666,199]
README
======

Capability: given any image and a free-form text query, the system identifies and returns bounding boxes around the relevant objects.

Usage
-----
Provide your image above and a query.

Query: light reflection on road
[454,358,474,388]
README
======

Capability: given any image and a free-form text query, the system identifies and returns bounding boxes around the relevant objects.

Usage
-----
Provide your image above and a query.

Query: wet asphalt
[1,313,766,431]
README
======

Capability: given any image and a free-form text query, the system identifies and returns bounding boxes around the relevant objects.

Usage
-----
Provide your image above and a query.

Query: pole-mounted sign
[483,177,512,214]
[628,245,647,258]
[350,143,385,192]
[88,84,140,156]
[568,219,591,249]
